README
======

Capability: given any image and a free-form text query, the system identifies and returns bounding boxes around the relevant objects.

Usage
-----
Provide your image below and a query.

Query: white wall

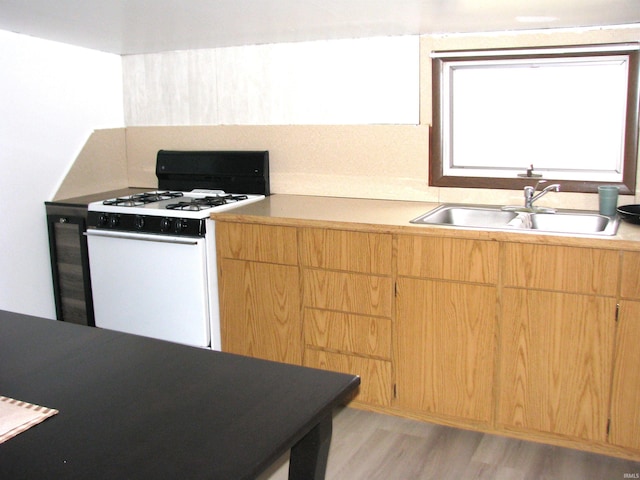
[0,30,124,318]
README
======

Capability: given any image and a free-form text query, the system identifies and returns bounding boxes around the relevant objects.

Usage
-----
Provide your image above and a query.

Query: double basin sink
[411,204,620,236]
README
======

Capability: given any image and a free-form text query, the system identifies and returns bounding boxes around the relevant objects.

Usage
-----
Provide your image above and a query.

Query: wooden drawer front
[503,243,618,296]
[397,235,499,284]
[216,222,298,265]
[301,228,392,274]
[304,309,391,360]
[304,349,392,406]
[621,251,640,300]
[303,270,393,318]
[498,288,615,442]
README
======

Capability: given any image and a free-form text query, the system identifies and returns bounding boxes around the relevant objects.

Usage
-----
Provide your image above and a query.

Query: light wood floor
[259,407,640,480]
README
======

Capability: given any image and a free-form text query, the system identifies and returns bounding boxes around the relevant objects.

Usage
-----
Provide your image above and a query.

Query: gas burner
[103,198,145,207]
[166,198,226,211]
[218,194,249,203]
[166,195,250,211]
[134,191,184,202]
[103,191,183,207]
[166,201,212,211]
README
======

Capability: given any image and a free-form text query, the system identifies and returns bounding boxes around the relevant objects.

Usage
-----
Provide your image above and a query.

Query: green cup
[598,186,619,216]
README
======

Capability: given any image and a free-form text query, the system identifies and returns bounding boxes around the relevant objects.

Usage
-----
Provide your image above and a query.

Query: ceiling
[0,0,638,55]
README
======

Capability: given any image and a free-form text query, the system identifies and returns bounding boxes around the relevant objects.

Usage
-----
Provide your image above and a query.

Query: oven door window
[87,230,211,347]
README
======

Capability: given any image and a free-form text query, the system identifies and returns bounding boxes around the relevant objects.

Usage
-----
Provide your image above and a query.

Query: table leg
[288,413,332,480]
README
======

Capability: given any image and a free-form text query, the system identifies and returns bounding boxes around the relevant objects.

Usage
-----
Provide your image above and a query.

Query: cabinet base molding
[345,402,640,462]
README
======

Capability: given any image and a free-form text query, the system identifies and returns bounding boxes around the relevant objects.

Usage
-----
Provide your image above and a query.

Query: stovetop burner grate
[166,194,249,211]
[103,191,184,207]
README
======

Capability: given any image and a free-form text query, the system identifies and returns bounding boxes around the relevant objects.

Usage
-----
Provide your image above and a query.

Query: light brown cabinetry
[215,207,640,459]
[217,222,302,365]
[610,252,640,451]
[395,235,498,424]
[300,228,394,406]
[498,243,617,443]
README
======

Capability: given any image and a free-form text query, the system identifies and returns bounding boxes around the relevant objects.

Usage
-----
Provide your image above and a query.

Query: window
[430,43,639,194]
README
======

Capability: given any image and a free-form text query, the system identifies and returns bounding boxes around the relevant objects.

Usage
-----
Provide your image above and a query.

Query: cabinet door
[219,258,302,365]
[395,277,497,423]
[498,288,616,442]
[610,301,640,450]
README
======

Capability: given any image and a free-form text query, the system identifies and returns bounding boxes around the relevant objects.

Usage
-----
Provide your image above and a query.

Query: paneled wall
[122,36,419,126]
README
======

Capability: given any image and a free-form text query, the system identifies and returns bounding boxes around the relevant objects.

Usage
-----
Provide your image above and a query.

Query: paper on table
[0,396,58,444]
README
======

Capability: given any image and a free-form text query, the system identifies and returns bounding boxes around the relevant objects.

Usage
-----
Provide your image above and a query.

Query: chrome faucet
[524,180,560,209]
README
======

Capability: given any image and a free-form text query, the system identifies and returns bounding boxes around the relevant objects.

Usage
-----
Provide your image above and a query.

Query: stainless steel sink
[411,204,620,236]
[410,205,518,228]
[530,211,619,235]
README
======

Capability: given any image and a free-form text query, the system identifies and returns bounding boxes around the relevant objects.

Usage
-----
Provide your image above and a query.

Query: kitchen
[2,0,640,477]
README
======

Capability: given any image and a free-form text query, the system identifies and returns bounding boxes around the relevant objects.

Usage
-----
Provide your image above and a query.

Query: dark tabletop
[0,311,359,479]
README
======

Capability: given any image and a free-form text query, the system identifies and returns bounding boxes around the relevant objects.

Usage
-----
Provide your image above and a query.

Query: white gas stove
[88,189,264,235]
[85,151,269,349]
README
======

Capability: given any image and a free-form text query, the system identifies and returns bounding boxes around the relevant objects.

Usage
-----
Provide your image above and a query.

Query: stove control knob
[134,215,145,230]
[160,217,172,232]
[175,219,187,233]
[109,214,120,228]
[98,213,109,227]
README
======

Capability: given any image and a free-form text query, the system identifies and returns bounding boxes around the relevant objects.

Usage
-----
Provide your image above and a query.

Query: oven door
[86,229,211,348]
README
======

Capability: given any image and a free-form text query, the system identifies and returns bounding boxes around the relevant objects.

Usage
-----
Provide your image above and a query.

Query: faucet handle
[524,185,535,204]
[532,179,547,192]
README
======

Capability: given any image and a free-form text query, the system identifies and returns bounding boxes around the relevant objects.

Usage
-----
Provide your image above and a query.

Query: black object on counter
[617,204,640,224]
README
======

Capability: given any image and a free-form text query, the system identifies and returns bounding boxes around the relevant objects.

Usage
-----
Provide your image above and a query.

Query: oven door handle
[85,229,201,246]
